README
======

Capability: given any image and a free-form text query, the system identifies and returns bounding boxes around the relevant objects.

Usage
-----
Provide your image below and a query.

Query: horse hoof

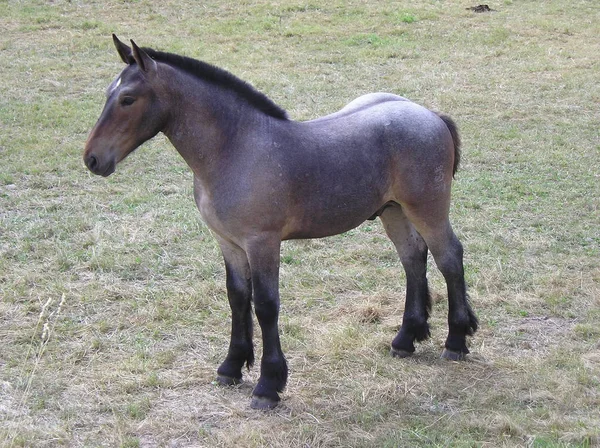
[250,396,279,410]
[216,375,242,386]
[390,347,413,358]
[441,349,466,361]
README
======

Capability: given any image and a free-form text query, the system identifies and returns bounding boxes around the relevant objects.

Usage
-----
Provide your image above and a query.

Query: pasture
[1,0,599,446]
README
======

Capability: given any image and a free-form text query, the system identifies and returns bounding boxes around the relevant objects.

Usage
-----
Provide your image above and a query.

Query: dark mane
[135,48,288,120]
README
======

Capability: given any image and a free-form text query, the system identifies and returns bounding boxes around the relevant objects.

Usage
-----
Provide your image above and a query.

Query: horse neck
[160,68,259,179]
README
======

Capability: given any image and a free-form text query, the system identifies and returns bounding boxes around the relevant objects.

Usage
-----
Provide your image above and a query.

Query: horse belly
[283,214,366,240]
[282,180,388,240]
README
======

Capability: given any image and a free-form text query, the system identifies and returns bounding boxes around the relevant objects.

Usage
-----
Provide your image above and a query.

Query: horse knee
[226,273,251,301]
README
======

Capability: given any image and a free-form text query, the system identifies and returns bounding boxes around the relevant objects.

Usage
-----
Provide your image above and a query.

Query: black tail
[437,113,461,177]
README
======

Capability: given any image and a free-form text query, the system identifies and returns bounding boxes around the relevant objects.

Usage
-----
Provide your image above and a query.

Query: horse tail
[437,113,461,177]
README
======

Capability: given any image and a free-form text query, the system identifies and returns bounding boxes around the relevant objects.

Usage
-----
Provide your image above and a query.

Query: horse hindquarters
[385,111,477,358]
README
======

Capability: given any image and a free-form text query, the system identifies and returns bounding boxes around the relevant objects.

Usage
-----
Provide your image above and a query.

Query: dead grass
[1,0,599,446]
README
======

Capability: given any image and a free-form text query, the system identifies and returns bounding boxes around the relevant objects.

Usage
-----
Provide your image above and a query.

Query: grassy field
[1,0,599,446]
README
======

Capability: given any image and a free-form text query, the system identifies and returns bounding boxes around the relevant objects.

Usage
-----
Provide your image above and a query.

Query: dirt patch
[466,5,496,13]
[582,350,600,376]
[0,381,22,420]
[484,316,577,358]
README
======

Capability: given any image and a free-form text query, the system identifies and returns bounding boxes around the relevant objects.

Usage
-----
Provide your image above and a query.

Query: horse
[83,35,478,410]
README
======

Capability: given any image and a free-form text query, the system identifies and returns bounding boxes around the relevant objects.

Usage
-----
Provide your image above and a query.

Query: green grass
[1,0,599,447]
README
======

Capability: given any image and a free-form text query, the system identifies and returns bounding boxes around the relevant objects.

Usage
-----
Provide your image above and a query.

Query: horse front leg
[246,236,287,410]
[216,238,254,385]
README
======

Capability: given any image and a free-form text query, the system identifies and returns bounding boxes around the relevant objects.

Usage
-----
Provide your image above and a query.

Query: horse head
[84,35,166,176]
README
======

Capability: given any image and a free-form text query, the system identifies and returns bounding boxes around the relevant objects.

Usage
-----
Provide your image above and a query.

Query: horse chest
[192,177,256,245]
[193,185,223,226]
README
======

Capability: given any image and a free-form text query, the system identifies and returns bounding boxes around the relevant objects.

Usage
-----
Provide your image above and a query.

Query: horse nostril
[86,155,98,172]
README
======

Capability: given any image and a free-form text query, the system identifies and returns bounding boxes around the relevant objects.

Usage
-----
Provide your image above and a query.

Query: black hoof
[441,348,467,361]
[250,396,279,410]
[390,347,413,358]
[216,375,242,386]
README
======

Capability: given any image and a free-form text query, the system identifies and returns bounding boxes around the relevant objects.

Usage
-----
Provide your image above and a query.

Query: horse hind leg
[380,204,432,357]
[435,231,478,360]
[401,203,478,360]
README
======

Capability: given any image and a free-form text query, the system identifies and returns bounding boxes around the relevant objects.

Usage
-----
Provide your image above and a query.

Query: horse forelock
[125,47,288,120]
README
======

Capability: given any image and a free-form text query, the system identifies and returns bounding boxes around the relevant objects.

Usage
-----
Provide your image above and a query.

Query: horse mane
[133,48,289,120]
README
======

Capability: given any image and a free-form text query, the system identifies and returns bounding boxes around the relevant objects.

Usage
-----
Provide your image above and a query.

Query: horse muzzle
[84,153,116,177]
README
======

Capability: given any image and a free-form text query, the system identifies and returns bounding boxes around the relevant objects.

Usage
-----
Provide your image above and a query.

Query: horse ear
[113,34,132,64]
[130,40,157,74]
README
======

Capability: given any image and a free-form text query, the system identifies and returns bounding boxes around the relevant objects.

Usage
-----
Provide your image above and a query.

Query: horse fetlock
[260,356,288,392]
[442,326,470,361]
[217,356,248,382]
[399,319,431,343]
[391,331,416,355]
[449,310,478,337]
[413,323,431,342]
[252,374,283,409]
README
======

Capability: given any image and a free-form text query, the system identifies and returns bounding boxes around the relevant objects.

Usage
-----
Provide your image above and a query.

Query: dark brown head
[83,35,167,176]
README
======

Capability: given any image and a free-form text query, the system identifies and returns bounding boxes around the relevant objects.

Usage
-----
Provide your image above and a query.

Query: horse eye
[121,96,135,106]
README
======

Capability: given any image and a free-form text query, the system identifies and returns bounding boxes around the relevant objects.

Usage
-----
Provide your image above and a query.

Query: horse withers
[83,35,478,410]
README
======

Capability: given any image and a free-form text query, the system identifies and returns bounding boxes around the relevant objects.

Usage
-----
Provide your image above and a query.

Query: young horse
[84,35,478,410]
